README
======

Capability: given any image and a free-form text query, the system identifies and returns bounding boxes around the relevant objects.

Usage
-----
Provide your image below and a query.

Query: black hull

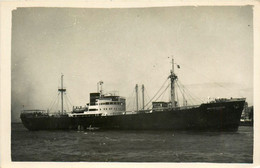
[240,120,253,126]
[20,100,245,131]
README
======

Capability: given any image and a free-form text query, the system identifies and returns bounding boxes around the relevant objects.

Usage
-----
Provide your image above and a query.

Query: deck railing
[21,109,47,113]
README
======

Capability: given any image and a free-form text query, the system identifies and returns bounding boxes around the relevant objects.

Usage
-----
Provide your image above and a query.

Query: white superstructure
[69,92,126,117]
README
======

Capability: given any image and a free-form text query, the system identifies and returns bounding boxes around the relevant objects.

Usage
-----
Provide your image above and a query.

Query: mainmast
[169,58,178,108]
[142,84,145,110]
[135,84,138,111]
[58,74,66,114]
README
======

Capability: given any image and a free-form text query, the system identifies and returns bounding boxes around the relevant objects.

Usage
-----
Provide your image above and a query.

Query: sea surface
[11,123,253,163]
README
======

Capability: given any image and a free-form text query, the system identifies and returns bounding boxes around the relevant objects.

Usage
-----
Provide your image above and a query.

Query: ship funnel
[97,81,104,95]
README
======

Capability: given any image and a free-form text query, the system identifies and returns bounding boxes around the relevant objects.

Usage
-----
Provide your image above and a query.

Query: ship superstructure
[70,92,126,117]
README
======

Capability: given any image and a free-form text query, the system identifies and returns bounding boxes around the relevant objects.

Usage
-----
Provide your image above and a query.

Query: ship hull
[20,100,245,131]
[20,115,72,131]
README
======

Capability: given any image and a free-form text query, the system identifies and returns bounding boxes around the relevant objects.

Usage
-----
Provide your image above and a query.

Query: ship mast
[58,74,66,114]
[135,84,139,111]
[142,84,145,110]
[169,58,178,108]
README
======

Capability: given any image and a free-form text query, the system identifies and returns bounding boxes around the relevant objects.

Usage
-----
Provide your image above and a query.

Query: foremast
[169,58,178,108]
[58,74,66,114]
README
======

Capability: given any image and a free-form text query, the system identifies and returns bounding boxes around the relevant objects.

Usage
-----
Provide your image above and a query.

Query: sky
[11,6,253,122]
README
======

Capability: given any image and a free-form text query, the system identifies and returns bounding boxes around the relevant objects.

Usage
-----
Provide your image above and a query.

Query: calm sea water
[11,123,253,163]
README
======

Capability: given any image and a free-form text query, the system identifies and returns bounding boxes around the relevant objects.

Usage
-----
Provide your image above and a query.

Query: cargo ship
[20,59,246,131]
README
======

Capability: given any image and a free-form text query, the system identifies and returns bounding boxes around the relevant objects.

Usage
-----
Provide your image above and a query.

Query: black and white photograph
[1,1,259,167]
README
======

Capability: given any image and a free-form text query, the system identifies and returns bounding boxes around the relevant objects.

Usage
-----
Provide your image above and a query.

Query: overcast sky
[11,6,253,122]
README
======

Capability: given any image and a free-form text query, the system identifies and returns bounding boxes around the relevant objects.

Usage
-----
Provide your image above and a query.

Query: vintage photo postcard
[1,1,260,168]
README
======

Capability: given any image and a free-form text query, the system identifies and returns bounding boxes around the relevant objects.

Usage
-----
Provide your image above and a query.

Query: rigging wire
[156,83,170,102]
[144,78,169,108]
[183,83,203,103]
[65,92,74,108]
[49,93,60,112]
[160,82,169,102]
[49,92,60,109]
[143,88,151,110]
[64,94,71,112]
[56,94,60,113]
[47,92,59,111]
[176,81,195,105]
[175,81,186,106]
[176,83,179,106]
[147,83,170,109]
[126,88,135,110]
[144,88,151,102]
[176,82,185,106]
[177,80,203,105]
